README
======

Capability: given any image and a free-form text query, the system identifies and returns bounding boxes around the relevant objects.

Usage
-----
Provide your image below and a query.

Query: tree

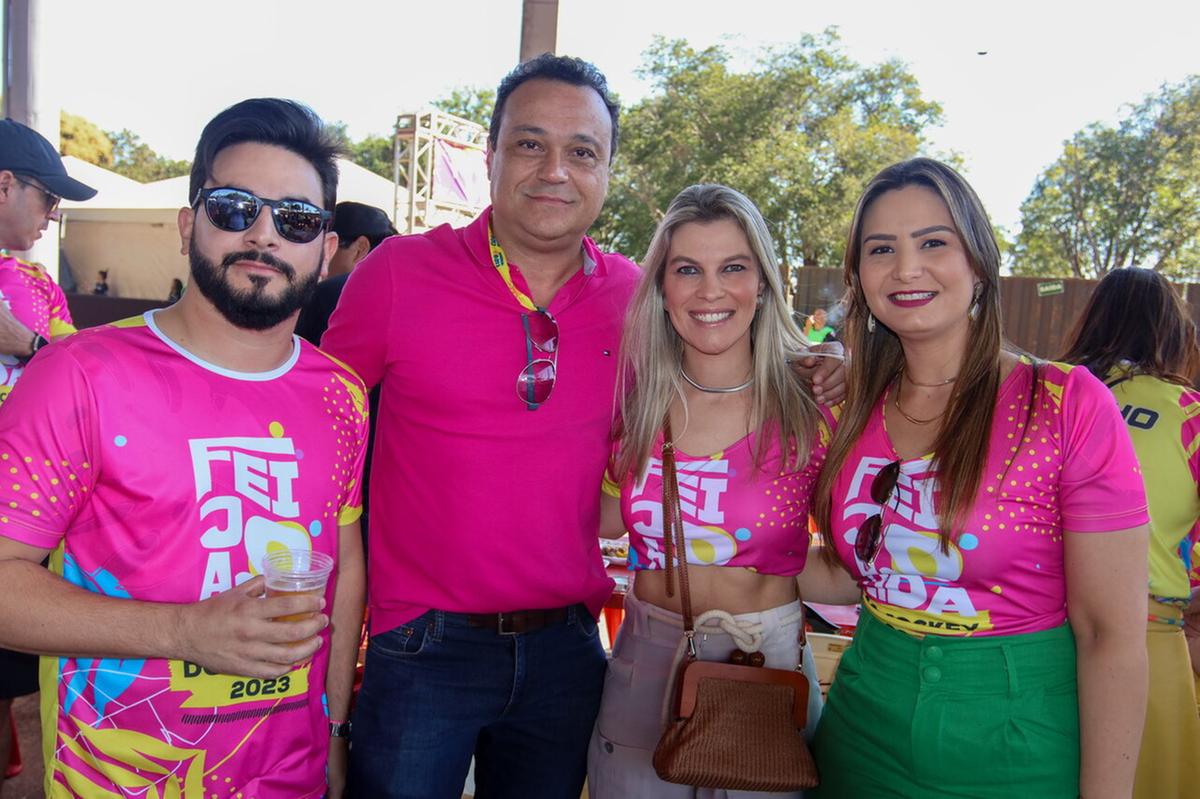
[1013,76,1200,279]
[590,31,944,291]
[106,129,190,182]
[325,121,395,181]
[60,111,113,166]
[347,134,394,180]
[432,86,496,129]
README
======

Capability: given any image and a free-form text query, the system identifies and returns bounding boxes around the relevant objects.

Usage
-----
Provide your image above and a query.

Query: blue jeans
[347,605,607,799]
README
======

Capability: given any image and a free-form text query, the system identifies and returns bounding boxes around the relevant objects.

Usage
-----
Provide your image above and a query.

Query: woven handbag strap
[661,417,696,640]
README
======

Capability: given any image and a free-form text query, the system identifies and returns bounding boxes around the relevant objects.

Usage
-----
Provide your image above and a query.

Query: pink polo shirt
[322,208,640,633]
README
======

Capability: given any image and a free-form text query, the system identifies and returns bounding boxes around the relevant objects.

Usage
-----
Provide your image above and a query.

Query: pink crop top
[607,410,834,576]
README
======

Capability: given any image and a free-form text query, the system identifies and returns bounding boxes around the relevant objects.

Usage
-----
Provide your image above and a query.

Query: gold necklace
[903,371,958,388]
[893,374,944,425]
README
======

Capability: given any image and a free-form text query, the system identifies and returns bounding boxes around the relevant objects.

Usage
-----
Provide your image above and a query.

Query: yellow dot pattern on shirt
[318,372,370,503]
[6,264,59,336]
[0,448,88,526]
[207,771,253,798]
[979,378,1075,544]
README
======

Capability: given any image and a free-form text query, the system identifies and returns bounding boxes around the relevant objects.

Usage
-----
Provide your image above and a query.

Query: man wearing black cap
[0,118,95,788]
[0,119,96,360]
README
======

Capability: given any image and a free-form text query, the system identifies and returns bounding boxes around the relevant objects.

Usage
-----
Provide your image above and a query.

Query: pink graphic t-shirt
[0,254,76,402]
[0,311,367,799]
[829,361,1148,637]
[609,409,835,576]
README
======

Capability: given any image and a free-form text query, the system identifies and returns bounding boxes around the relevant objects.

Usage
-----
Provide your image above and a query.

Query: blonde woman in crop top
[586,184,833,799]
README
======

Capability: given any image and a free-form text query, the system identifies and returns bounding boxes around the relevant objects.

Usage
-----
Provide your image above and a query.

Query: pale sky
[11,0,1200,232]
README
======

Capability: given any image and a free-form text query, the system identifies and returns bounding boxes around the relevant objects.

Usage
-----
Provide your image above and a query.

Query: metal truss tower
[392,109,488,235]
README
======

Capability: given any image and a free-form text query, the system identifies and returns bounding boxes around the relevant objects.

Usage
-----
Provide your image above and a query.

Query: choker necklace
[894,375,943,425]
[681,369,754,394]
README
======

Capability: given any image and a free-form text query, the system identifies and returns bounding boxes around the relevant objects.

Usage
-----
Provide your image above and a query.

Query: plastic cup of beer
[262,549,334,636]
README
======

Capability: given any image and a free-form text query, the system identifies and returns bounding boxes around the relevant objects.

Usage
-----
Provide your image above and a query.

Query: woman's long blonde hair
[814,158,1015,551]
[613,183,823,481]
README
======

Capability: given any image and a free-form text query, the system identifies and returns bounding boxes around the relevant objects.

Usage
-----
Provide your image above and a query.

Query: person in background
[1060,266,1200,798]
[91,269,109,295]
[805,158,1149,799]
[0,98,366,799]
[587,184,830,798]
[802,307,836,343]
[295,201,396,345]
[0,117,96,789]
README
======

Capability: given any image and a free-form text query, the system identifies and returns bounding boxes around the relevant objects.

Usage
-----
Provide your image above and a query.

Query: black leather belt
[465,606,571,635]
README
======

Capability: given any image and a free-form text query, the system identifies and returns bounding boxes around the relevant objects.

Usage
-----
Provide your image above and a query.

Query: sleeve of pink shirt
[1057,364,1150,533]
[0,345,99,548]
[337,400,369,526]
[45,276,76,337]
[320,242,394,390]
[1179,389,1200,488]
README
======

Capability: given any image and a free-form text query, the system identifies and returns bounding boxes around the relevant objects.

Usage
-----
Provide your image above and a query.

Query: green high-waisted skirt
[811,608,1079,798]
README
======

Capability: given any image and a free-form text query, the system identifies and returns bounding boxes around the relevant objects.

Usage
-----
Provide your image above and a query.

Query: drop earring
[867,313,876,334]
[968,283,983,321]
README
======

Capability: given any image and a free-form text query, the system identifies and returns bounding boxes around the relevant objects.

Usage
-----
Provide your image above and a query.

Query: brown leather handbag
[651,420,820,792]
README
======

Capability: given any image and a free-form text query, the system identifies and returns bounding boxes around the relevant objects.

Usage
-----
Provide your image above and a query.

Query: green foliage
[60,111,113,166]
[344,135,393,180]
[590,30,943,291]
[58,112,188,183]
[432,86,497,129]
[106,129,190,182]
[1014,76,1200,279]
[328,121,395,181]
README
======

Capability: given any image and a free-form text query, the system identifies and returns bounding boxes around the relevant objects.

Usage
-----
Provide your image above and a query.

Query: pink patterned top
[0,311,367,798]
[608,409,835,576]
[0,254,75,403]
[829,361,1148,637]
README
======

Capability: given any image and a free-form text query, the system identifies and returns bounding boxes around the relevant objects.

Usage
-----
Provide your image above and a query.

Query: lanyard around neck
[488,220,540,312]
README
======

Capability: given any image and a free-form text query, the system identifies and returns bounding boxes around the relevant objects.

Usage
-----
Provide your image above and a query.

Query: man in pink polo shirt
[323,55,844,798]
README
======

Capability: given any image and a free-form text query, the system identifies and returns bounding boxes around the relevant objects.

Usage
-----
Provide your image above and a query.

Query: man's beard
[188,241,322,332]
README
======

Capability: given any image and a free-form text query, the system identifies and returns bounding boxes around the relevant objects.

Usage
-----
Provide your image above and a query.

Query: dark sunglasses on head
[517,310,558,410]
[13,176,61,214]
[194,187,331,244]
[855,459,901,565]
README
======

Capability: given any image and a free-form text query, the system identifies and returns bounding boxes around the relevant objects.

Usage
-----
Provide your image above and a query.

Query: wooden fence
[790,267,1198,360]
[66,271,1198,363]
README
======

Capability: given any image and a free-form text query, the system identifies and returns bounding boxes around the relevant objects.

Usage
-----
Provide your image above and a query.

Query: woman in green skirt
[799,158,1149,798]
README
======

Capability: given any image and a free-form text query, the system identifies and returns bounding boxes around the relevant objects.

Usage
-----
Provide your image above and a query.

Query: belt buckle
[497,612,519,636]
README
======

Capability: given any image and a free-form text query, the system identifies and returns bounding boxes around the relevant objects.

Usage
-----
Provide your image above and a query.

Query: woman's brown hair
[814,158,1011,552]
[1060,268,1199,386]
